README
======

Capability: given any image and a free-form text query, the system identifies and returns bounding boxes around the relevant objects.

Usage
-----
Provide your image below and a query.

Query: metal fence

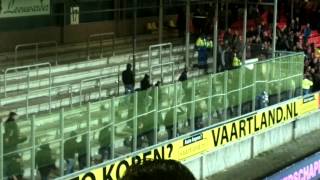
[0,52,304,180]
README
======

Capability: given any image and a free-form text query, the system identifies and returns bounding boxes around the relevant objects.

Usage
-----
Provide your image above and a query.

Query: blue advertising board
[266,152,320,180]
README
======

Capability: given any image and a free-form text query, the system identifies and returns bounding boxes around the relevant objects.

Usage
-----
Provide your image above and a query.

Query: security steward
[195,34,213,73]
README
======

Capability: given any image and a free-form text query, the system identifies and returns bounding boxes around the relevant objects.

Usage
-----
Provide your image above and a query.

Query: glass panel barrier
[0,53,305,179]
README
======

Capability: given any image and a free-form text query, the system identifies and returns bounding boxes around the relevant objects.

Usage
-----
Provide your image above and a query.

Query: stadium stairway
[0,43,203,120]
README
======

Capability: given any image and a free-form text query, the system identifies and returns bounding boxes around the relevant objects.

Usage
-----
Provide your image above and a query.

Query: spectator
[195,34,213,73]
[121,159,195,180]
[4,112,26,153]
[122,63,135,94]
[77,134,88,170]
[303,23,311,45]
[302,75,314,95]
[64,131,78,174]
[4,154,24,180]
[294,17,301,33]
[164,108,175,139]
[98,125,112,161]
[137,112,154,149]
[36,144,56,180]
[140,74,152,91]
[256,91,269,109]
[232,52,241,69]
[178,68,188,82]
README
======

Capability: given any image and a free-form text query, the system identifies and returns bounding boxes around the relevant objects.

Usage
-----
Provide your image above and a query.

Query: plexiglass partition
[0,53,304,179]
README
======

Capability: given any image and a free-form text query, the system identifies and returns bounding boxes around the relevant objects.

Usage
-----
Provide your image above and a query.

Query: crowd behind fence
[0,52,304,180]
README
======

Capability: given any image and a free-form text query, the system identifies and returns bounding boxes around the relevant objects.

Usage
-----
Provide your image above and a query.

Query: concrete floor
[207,129,320,180]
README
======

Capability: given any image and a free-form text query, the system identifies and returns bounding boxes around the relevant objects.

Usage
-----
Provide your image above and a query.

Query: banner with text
[0,0,50,18]
[68,94,319,180]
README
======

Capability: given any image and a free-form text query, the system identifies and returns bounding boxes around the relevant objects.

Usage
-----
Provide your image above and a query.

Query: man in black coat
[36,144,56,180]
[122,63,135,94]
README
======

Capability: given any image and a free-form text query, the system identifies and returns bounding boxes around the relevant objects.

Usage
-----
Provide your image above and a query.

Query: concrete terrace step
[0,44,191,94]
[0,33,183,70]
[0,48,192,106]
[0,58,202,119]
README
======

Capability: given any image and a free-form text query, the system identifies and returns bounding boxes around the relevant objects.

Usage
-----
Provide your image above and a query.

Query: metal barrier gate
[151,62,175,84]
[87,32,116,60]
[79,73,118,106]
[14,41,58,66]
[148,43,173,75]
[3,63,52,97]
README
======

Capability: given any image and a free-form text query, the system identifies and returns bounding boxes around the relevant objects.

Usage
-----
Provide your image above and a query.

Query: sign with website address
[67,94,319,180]
[0,0,50,18]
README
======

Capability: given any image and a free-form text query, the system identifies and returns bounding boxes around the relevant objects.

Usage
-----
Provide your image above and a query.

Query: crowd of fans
[3,2,320,180]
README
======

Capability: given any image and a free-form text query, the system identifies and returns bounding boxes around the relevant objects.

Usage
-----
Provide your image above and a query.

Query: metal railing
[87,32,116,60]
[0,52,304,180]
[79,73,119,106]
[25,84,73,118]
[148,43,173,75]
[14,41,58,66]
[3,63,52,97]
[151,62,175,84]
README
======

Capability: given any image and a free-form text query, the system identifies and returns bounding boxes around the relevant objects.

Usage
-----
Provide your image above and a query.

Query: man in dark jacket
[36,144,56,180]
[99,125,111,160]
[64,131,78,174]
[122,63,135,94]
[4,112,25,153]
[140,74,152,91]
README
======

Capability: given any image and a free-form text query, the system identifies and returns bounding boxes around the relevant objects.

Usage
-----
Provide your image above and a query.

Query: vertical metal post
[133,0,137,75]
[148,47,152,75]
[225,0,229,30]
[35,44,39,64]
[99,79,102,101]
[26,93,29,119]
[252,65,257,112]
[242,0,248,62]
[0,121,3,180]
[238,68,243,116]
[49,65,52,113]
[111,98,115,159]
[154,87,159,144]
[86,103,91,167]
[191,79,196,131]
[223,72,228,121]
[278,60,282,103]
[31,115,36,180]
[272,0,278,58]
[27,67,31,95]
[80,82,83,106]
[185,0,191,67]
[4,71,7,97]
[133,92,138,151]
[59,108,65,176]
[173,83,178,137]
[100,39,103,59]
[159,0,163,44]
[290,0,294,21]
[208,75,213,125]
[213,0,219,73]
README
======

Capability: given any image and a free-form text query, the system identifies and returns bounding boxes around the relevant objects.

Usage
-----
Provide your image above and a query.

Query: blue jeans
[124,84,134,94]
[303,89,310,96]
[66,159,75,174]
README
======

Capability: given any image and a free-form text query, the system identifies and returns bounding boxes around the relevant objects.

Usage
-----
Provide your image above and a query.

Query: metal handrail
[25,84,72,119]
[151,62,175,84]
[148,42,173,75]
[87,32,116,60]
[14,41,58,66]
[3,62,52,97]
[79,73,118,106]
